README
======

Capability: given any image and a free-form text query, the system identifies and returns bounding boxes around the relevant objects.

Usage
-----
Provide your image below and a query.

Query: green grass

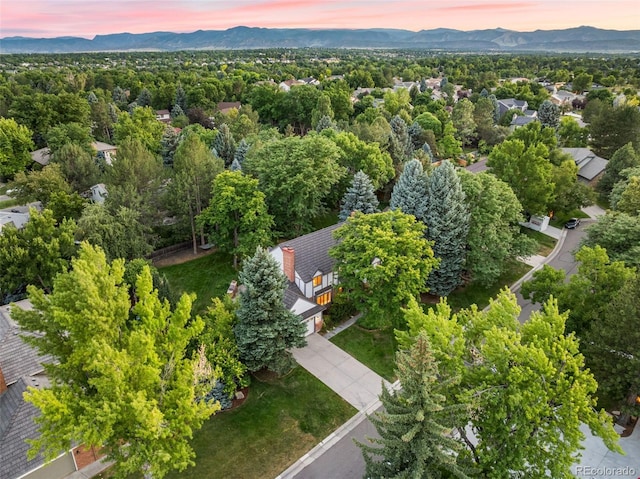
[549,209,590,228]
[159,252,237,314]
[166,368,356,479]
[520,228,557,256]
[0,198,19,209]
[446,260,532,311]
[330,325,397,381]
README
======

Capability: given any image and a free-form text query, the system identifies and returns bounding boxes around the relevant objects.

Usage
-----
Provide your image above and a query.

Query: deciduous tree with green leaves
[234,246,306,375]
[197,170,273,269]
[169,132,224,254]
[397,290,621,479]
[458,170,535,285]
[582,212,640,267]
[243,133,344,236]
[358,331,471,479]
[0,117,34,179]
[0,208,77,301]
[13,243,218,479]
[330,210,438,329]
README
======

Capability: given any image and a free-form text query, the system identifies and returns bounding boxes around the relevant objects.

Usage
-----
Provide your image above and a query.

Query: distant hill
[2,26,640,54]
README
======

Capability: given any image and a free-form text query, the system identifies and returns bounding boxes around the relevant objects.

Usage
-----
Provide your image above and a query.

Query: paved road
[516,221,590,322]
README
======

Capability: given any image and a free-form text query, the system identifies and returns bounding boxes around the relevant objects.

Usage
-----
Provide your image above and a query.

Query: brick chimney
[0,365,7,395]
[282,247,295,283]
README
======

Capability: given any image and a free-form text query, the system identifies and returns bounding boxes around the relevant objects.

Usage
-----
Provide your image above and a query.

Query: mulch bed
[229,386,249,410]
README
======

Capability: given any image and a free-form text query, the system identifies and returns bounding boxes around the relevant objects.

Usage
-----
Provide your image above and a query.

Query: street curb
[510,226,568,294]
[275,380,401,479]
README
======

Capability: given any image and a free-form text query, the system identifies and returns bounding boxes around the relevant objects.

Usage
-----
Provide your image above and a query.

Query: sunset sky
[2,0,638,39]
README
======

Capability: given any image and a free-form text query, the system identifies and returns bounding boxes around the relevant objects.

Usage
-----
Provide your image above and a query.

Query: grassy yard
[329,325,397,382]
[446,260,532,311]
[0,198,19,209]
[159,251,237,314]
[549,209,590,228]
[95,368,355,479]
[166,368,356,479]
[311,209,340,230]
[521,228,557,256]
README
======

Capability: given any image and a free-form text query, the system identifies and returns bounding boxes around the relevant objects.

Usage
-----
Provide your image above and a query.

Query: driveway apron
[292,334,389,410]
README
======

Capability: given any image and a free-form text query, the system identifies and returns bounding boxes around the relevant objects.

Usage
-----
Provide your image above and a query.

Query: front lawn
[166,368,355,479]
[329,326,397,382]
[521,228,557,256]
[549,209,590,228]
[446,260,532,311]
[159,252,237,314]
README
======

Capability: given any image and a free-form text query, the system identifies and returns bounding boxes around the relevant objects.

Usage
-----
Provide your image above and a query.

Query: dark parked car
[564,218,581,229]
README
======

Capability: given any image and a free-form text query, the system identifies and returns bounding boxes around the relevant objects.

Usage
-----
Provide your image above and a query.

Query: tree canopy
[12,243,218,479]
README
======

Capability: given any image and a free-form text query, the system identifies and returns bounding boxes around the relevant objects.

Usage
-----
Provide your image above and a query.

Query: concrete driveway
[292,334,390,410]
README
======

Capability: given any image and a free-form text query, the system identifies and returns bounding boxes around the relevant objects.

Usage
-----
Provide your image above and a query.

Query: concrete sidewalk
[292,334,389,411]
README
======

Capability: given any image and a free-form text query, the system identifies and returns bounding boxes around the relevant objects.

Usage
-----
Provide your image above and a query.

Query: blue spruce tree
[390,159,429,222]
[339,171,379,221]
[424,160,470,296]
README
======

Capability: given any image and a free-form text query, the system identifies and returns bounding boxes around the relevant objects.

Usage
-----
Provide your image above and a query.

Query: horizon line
[2,24,635,41]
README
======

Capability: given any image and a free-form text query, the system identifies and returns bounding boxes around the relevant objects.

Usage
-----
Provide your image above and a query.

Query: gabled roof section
[279,223,342,283]
[561,147,608,181]
[283,283,326,320]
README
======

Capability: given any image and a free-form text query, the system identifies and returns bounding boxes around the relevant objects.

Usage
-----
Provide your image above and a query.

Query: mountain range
[2,26,640,54]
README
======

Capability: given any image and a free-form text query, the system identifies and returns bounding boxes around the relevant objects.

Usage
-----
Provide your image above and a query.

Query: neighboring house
[30,142,117,167]
[0,203,42,233]
[510,114,538,130]
[0,207,30,233]
[89,183,108,204]
[216,101,242,114]
[0,301,103,479]
[30,148,51,167]
[278,79,305,92]
[561,147,609,184]
[300,77,320,86]
[497,98,528,118]
[270,223,342,336]
[551,90,583,107]
[155,109,171,124]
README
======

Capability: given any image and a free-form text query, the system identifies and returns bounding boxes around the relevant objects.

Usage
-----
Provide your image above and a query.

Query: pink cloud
[1,0,639,38]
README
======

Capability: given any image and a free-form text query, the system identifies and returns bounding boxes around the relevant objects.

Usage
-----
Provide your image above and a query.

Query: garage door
[304,317,316,336]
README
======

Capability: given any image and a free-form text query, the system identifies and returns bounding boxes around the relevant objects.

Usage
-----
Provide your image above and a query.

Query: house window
[316,291,332,306]
[313,275,322,287]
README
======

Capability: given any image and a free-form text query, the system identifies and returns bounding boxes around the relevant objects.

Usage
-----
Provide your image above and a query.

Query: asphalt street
[516,220,591,322]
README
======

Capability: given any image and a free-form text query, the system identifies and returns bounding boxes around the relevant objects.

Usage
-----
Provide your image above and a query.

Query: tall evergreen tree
[234,138,249,163]
[597,142,640,196]
[390,159,428,221]
[425,161,470,296]
[388,115,413,166]
[315,114,336,132]
[489,94,501,124]
[136,88,152,108]
[170,104,184,119]
[174,83,188,112]
[339,171,379,221]
[234,247,306,375]
[538,99,560,129]
[358,331,470,479]
[213,123,237,167]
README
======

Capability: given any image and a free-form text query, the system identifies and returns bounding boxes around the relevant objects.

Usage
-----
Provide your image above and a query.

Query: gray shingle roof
[279,223,342,283]
[0,304,49,386]
[561,147,609,181]
[0,377,47,479]
[0,301,52,479]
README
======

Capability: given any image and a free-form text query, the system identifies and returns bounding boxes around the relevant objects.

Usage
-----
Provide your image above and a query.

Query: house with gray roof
[0,300,79,479]
[270,223,341,335]
[561,147,609,183]
[497,98,529,118]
